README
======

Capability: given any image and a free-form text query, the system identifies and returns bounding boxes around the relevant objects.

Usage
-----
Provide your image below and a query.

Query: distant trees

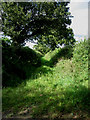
[1,2,75,50]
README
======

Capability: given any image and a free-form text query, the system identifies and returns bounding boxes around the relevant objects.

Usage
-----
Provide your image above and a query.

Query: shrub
[72,39,88,82]
[2,37,42,87]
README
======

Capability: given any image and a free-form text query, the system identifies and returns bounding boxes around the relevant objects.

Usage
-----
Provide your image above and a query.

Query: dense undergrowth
[2,39,42,87]
[2,39,89,119]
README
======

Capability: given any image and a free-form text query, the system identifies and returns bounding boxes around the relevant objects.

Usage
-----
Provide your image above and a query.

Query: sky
[69,0,88,37]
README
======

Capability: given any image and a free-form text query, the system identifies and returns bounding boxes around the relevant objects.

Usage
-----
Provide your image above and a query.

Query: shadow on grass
[2,84,90,119]
[41,45,73,67]
[2,45,53,88]
[3,44,73,88]
[2,62,53,88]
[49,46,73,67]
[2,63,37,87]
[2,118,88,120]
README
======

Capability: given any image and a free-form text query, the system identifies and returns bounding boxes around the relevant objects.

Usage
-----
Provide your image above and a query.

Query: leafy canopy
[1,2,75,49]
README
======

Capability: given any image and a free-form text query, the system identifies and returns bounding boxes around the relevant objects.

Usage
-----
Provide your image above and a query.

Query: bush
[2,38,42,87]
[48,45,73,66]
[72,39,88,82]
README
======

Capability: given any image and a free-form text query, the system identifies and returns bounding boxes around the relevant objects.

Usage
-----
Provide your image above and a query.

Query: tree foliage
[1,2,75,50]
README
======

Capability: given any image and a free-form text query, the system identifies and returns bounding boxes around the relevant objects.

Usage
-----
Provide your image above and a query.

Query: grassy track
[2,39,89,119]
